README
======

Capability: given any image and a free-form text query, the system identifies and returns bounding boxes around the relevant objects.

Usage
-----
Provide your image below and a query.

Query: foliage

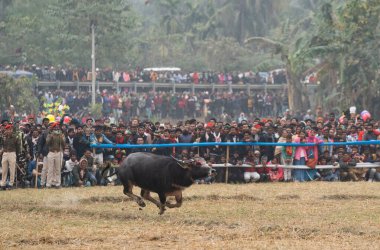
[0,0,380,113]
[305,0,380,113]
[0,0,289,71]
[90,103,103,119]
[0,74,39,114]
[0,0,137,67]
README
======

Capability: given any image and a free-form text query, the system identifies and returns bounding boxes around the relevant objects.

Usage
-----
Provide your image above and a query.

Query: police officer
[0,124,20,190]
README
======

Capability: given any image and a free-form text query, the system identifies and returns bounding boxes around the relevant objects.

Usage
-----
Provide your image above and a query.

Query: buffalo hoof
[165,202,175,208]
[137,200,146,207]
[158,206,166,215]
[158,210,165,215]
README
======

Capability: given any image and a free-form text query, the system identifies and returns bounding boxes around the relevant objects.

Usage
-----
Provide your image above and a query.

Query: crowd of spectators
[33,88,288,124]
[0,106,379,190]
[0,64,288,85]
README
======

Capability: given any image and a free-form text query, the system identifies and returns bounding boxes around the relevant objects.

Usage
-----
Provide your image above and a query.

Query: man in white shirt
[63,153,78,187]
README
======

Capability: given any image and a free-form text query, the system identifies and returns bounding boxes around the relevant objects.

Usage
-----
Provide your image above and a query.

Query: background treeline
[0,0,379,113]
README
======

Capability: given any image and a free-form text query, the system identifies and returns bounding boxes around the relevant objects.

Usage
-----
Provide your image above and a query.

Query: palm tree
[212,0,284,44]
[245,37,307,112]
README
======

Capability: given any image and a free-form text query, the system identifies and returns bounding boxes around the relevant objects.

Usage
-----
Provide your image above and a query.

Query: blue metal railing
[91,140,380,149]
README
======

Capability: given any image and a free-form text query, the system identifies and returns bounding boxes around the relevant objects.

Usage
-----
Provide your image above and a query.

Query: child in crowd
[267,157,284,182]
[281,135,295,181]
[62,152,78,187]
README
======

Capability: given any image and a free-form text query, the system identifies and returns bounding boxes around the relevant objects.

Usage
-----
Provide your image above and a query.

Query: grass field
[0,183,379,249]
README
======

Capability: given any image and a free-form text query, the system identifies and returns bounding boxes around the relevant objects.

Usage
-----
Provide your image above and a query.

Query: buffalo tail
[101,162,118,178]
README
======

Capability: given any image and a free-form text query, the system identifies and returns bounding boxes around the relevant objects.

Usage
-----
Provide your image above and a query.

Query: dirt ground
[0,183,379,249]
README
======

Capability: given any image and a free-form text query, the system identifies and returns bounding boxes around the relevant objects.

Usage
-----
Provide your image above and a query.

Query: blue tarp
[0,70,34,78]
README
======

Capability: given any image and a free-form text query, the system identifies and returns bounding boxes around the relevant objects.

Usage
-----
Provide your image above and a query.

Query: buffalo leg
[141,189,161,208]
[165,190,183,208]
[123,181,146,207]
[157,193,167,215]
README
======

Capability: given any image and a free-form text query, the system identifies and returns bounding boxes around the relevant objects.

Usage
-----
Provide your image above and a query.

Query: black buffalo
[103,152,215,214]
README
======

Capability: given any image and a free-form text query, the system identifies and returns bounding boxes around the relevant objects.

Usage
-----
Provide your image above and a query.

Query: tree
[304,1,380,114]
[0,0,137,67]
[209,0,286,44]
[0,74,39,115]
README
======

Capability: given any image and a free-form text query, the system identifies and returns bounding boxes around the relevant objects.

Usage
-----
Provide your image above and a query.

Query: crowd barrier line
[91,140,380,182]
[91,140,380,149]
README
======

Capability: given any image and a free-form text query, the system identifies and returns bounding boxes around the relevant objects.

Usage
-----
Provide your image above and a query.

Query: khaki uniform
[1,133,20,187]
[1,152,17,187]
[46,132,65,187]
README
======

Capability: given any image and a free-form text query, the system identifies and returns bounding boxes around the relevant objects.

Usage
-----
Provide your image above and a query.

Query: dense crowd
[1,64,288,84]
[33,89,287,124]
[0,106,379,190]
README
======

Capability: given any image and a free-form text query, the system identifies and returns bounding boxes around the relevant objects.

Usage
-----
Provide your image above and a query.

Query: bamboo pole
[225,145,230,183]
[35,173,38,189]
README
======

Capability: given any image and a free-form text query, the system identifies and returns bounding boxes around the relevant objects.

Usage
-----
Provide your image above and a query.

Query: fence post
[35,174,38,188]
[225,145,230,183]
[76,80,80,93]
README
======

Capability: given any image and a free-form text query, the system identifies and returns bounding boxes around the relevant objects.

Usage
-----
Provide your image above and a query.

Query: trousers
[1,152,16,187]
[46,151,63,187]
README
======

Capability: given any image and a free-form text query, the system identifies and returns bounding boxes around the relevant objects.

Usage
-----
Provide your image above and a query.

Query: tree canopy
[0,0,379,114]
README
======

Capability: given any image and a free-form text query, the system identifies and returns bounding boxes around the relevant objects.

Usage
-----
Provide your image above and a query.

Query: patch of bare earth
[0,183,379,249]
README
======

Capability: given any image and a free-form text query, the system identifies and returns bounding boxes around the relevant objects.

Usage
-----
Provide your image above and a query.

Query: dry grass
[0,183,379,249]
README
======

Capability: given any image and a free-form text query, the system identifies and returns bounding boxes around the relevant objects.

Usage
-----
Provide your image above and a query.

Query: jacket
[294,137,308,161]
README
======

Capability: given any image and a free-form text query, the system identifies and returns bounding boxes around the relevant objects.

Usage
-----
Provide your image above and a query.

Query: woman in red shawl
[305,128,323,181]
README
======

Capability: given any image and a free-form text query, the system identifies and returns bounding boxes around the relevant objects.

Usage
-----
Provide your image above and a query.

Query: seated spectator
[257,155,271,182]
[228,152,244,183]
[267,157,284,182]
[364,148,380,182]
[30,160,43,188]
[80,149,98,186]
[72,158,91,187]
[103,158,120,186]
[62,152,78,187]
[318,157,339,181]
[243,150,260,183]
[339,152,358,181]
